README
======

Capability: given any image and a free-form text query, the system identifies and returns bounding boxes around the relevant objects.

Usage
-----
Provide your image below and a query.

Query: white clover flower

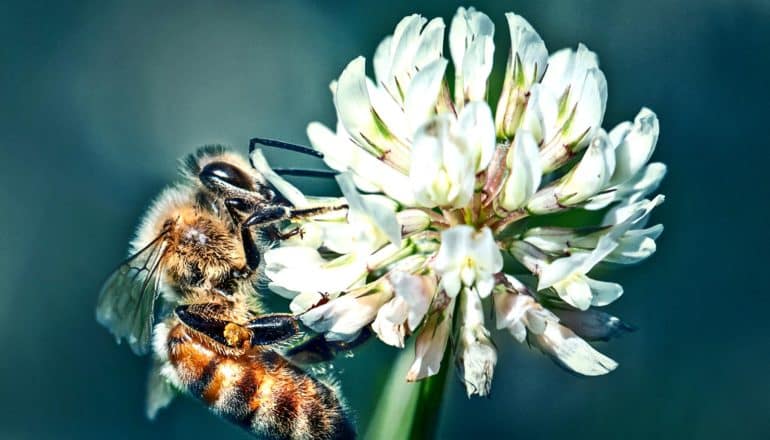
[261,8,667,393]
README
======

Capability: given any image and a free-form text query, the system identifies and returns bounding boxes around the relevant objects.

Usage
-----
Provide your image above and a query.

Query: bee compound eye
[199,162,254,192]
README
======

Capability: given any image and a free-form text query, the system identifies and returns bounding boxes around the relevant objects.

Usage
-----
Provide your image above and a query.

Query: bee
[96,139,354,439]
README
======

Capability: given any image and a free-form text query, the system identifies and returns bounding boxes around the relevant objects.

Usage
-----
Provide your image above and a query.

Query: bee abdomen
[166,325,354,439]
[250,351,355,440]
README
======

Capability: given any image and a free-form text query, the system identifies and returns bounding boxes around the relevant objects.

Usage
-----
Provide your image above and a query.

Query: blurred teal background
[1,0,768,438]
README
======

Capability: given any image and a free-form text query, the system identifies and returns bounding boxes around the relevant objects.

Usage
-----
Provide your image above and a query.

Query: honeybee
[96,140,354,439]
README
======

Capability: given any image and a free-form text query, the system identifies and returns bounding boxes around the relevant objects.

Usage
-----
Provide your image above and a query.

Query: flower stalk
[365,341,451,440]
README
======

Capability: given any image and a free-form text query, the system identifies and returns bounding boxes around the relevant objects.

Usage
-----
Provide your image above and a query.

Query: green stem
[407,349,451,439]
[365,345,452,440]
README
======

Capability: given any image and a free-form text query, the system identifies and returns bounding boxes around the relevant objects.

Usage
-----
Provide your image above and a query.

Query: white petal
[264,247,365,295]
[249,149,308,208]
[556,275,593,310]
[308,121,415,205]
[509,239,550,274]
[525,307,555,336]
[456,101,496,171]
[499,130,542,210]
[462,35,495,102]
[390,271,434,330]
[390,15,425,67]
[410,115,476,208]
[539,45,607,152]
[586,162,666,211]
[610,108,659,186]
[603,194,666,228]
[441,270,462,298]
[373,35,393,86]
[336,173,401,247]
[509,322,527,343]
[475,276,496,299]
[435,226,502,297]
[289,291,325,314]
[605,224,663,264]
[542,44,600,96]
[406,299,454,381]
[396,209,432,235]
[371,296,409,348]
[433,225,473,273]
[537,253,591,290]
[494,291,534,329]
[390,15,429,85]
[449,7,495,74]
[410,129,443,208]
[471,226,504,273]
[307,122,353,172]
[533,321,618,376]
[587,277,624,307]
[557,130,615,204]
[504,13,548,84]
[494,14,547,139]
[413,18,446,71]
[301,286,392,342]
[366,77,409,140]
[520,84,558,144]
[404,58,448,132]
[449,7,494,78]
[568,67,607,147]
[335,57,383,149]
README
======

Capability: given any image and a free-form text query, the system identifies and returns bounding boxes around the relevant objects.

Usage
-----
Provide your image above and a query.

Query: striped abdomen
[163,323,355,440]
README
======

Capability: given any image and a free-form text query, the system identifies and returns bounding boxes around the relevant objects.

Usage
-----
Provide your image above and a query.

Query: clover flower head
[261,7,666,396]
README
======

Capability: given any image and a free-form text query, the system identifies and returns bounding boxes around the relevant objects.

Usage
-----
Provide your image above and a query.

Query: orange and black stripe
[166,324,355,440]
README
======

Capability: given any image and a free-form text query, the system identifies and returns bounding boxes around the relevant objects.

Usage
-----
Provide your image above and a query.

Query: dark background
[1,0,768,438]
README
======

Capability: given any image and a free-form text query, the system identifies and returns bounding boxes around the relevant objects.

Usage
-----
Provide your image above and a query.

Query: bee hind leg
[246,313,300,345]
[175,304,299,349]
[286,327,373,364]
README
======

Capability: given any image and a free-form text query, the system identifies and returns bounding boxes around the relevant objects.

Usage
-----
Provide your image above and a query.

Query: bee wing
[96,232,168,356]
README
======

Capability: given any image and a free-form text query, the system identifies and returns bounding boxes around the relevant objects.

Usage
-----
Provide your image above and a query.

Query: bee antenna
[273,168,339,179]
[248,137,324,159]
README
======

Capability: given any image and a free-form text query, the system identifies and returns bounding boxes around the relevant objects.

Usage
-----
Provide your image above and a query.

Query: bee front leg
[224,197,263,271]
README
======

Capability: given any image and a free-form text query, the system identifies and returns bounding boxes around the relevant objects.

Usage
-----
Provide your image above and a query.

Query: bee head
[199,161,256,195]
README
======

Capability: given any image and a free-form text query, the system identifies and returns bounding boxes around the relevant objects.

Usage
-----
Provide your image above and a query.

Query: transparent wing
[96,231,168,356]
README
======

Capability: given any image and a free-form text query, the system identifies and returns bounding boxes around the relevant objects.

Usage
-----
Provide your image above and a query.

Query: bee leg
[241,205,292,228]
[264,224,303,242]
[286,327,373,364]
[175,304,231,347]
[224,198,263,271]
[176,305,300,348]
[286,205,348,222]
[246,314,300,345]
